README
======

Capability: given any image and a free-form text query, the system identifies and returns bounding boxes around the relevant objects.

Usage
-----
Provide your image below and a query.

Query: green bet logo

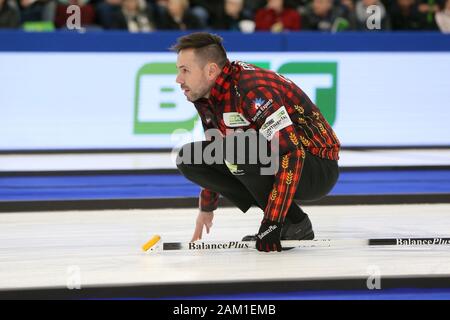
[134,61,337,134]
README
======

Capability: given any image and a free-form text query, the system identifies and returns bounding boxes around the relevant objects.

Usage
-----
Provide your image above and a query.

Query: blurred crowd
[1,0,449,33]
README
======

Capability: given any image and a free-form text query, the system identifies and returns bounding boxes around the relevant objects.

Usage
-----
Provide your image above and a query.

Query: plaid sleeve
[199,189,219,212]
[243,86,305,223]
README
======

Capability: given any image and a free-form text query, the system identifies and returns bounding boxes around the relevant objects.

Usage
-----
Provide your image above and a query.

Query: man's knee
[176,141,210,176]
[176,142,194,174]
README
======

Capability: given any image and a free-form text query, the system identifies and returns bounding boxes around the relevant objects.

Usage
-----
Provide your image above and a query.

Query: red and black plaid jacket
[193,60,340,223]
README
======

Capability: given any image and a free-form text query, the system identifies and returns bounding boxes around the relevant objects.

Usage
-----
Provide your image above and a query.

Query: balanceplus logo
[134,61,337,135]
[188,241,250,250]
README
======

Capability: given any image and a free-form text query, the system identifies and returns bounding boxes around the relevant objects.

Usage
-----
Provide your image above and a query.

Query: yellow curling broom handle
[142,235,161,252]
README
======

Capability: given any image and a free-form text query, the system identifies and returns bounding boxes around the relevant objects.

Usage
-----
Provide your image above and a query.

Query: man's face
[313,0,332,16]
[397,0,413,8]
[362,0,378,6]
[225,0,243,17]
[168,0,185,18]
[267,0,283,11]
[176,49,215,102]
[123,0,138,12]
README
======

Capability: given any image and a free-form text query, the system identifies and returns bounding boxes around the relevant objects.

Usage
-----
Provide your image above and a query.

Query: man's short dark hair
[170,32,228,68]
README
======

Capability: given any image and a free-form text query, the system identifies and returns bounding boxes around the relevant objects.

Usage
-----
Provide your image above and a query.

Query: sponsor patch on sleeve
[259,106,293,140]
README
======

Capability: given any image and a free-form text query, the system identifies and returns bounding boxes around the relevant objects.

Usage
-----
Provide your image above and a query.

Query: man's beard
[187,87,209,102]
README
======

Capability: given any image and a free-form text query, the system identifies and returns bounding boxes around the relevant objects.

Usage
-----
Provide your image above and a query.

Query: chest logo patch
[223,112,251,127]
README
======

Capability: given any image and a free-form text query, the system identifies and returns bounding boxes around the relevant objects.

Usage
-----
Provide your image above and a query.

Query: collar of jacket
[194,60,234,107]
[209,60,233,104]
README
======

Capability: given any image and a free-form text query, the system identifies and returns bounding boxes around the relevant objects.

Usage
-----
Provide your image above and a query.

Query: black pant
[176,138,339,222]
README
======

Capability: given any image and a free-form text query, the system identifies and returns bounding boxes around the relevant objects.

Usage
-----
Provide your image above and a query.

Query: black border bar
[1,276,449,300]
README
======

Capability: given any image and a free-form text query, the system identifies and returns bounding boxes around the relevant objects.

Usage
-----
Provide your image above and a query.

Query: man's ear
[207,63,220,79]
